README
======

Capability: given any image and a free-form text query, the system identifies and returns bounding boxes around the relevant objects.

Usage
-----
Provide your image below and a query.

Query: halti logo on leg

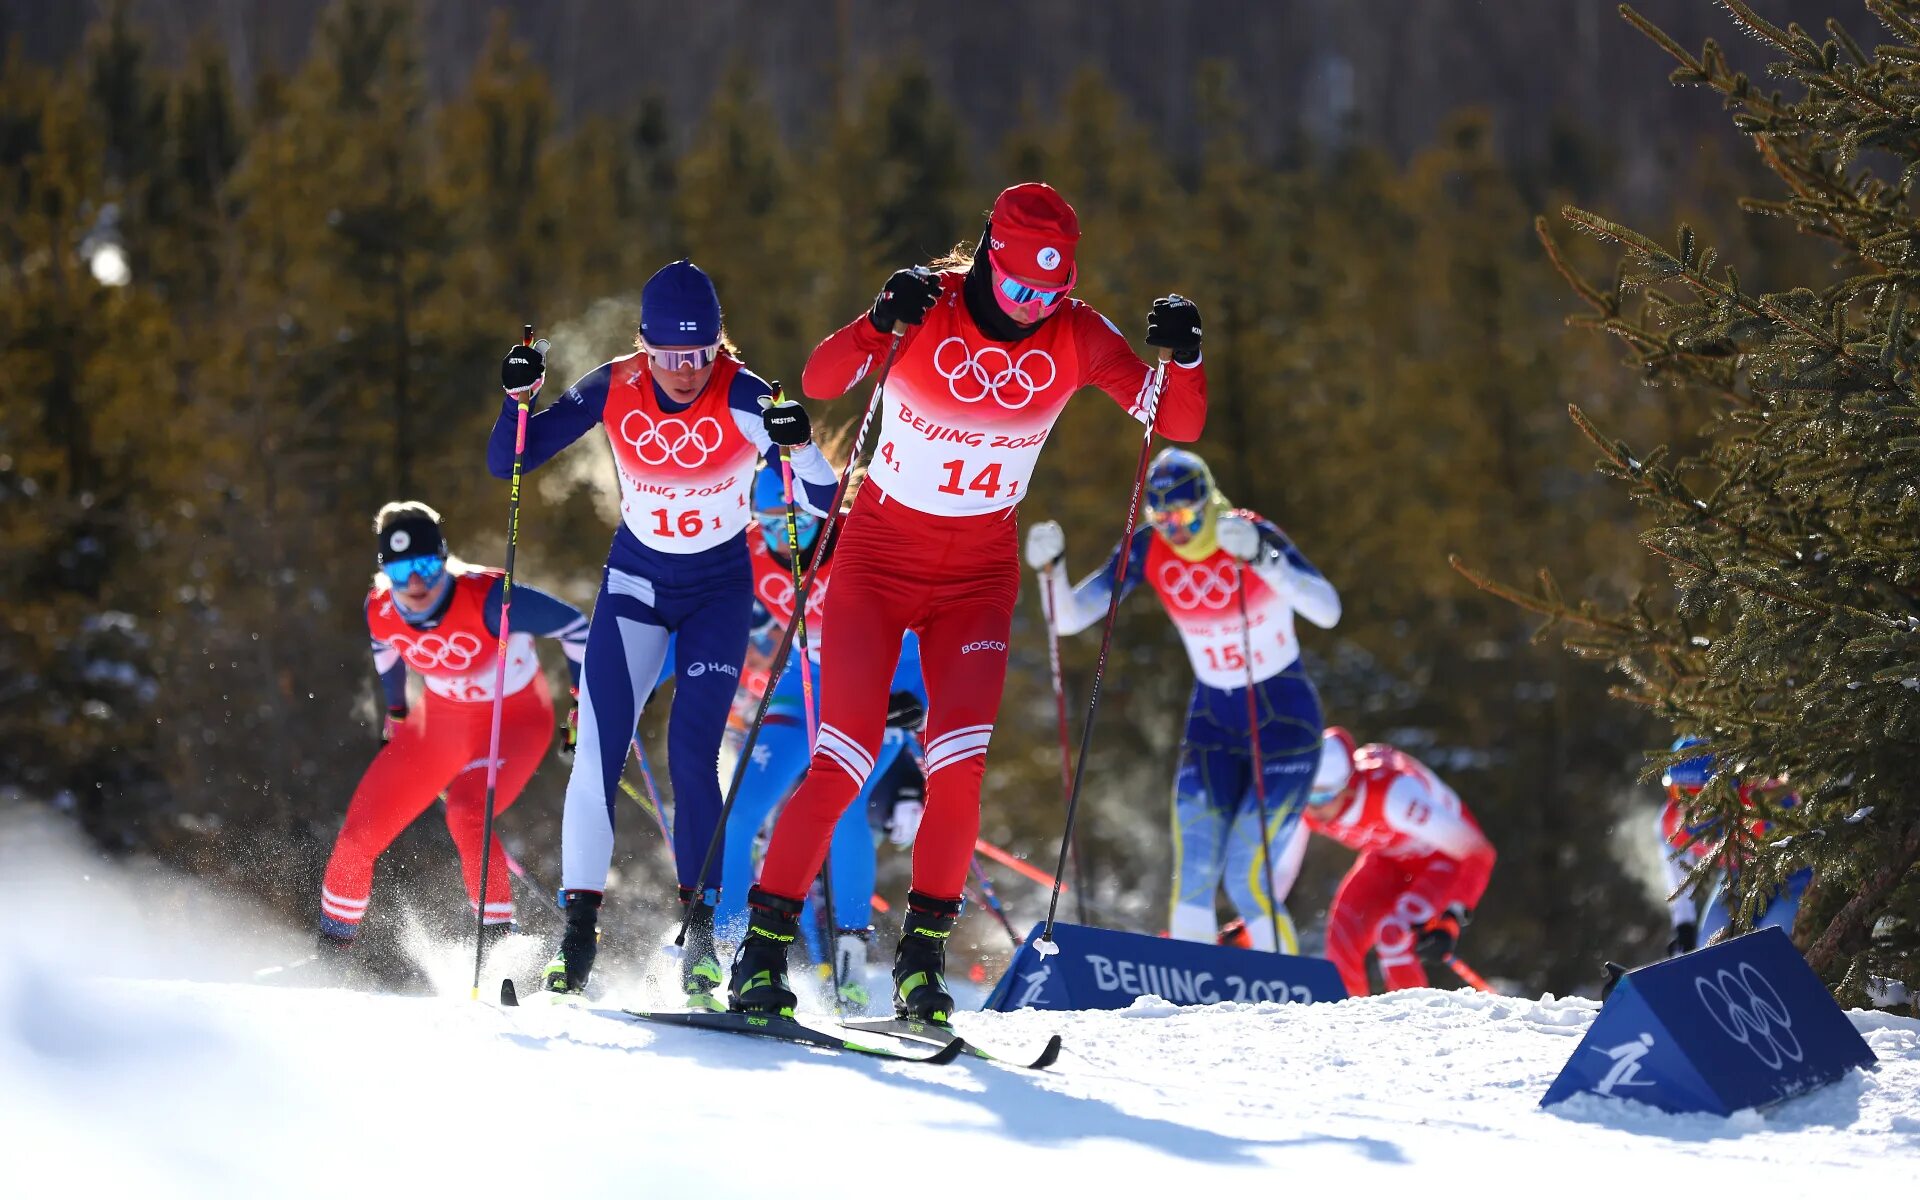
[1695,962,1803,1070]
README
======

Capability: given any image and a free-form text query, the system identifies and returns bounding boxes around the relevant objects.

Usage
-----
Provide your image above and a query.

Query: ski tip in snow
[1028,1034,1064,1070]
[499,978,519,1008]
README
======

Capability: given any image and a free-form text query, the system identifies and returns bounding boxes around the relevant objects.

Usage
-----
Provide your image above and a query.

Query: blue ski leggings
[1700,866,1811,945]
[1169,663,1323,953]
[716,654,913,945]
[561,547,751,896]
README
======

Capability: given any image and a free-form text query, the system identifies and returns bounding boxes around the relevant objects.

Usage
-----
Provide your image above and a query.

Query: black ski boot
[728,888,802,1017]
[893,891,962,1025]
[679,886,724,1013]
[541,890,601,996]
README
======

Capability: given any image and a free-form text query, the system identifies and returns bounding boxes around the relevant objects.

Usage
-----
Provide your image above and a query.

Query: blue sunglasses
[997,276,1066,308]
[383,554,447,587]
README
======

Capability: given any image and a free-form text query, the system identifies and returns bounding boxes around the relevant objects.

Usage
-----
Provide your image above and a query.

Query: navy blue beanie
[639,259,722,347]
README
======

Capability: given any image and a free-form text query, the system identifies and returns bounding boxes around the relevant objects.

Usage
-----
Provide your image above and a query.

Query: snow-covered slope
[3,813,1915,1196]
[4,969,1916,1197]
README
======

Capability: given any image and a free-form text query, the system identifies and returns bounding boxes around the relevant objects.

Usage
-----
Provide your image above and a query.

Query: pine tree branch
[1560,206,1869,369]
[1446,555,1636,634]
[1534,216,1613,316]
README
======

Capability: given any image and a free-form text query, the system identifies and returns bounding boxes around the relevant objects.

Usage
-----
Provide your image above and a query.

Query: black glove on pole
[869,266,940,332]
[1145,295,1203,364]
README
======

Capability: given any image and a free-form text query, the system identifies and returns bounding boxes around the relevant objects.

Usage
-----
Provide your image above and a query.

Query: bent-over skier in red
[729,181,1209,1021]
[1302,727,1497,995]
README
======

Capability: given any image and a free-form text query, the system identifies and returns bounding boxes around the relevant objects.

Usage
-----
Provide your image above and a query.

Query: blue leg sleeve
[665,585,752,894]
[715,712,810,940]
[1222,745,1315,953]
[1168,695,1240,944]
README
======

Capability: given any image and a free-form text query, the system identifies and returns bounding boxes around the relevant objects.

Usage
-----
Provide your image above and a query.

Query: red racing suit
[1305,743,1495,995]
[319,570,560,938]
[755,272,1207,903]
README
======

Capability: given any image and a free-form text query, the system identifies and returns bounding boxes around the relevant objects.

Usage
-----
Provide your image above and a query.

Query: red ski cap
[987,182,1080,288]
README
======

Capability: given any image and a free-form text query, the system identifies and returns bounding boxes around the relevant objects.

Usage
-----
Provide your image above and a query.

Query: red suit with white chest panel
[322,569,555,937]
[1306,743,1496,995]
[1144,532,1300,690]
[364,570,538,703]
[755,272,1207,904]
[746,532,832,663]
[603,351,760,554]
[859,282,1171,518]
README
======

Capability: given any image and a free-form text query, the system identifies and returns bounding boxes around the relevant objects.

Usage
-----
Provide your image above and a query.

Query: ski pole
[627,737,673,841]
[768,381,841,1000]
[617,776,674,861]
[1446,955,1496,994]
[437,791,561,915]
[1235,564,1288,956]
[672,324,907,949]
[770,383,818,737]
[1037,349,1172,951]
[473,322,547,999]
[1038,568,1089,925]
[970,858,1023,947]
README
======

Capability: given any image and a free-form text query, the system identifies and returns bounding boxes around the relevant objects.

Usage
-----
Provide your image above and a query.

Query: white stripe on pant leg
[925,732,993,773]
[816,723,874,776]
[321,888,368,915]
[814,724,874,781]
[924,723,993,757]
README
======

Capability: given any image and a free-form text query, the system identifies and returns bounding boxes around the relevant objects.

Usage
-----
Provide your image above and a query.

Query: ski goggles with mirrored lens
[996,274,1067,309]
[988,257,1074,318]
[756,506,819,546]
[644,342,721,371]
[1148,503,1206,537]
[382,554,447,588]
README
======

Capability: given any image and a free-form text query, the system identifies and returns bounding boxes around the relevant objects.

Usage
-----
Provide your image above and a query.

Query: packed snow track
[5,972,1916,1196]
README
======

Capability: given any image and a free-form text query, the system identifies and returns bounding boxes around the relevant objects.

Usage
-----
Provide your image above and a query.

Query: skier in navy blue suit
[491,260,836,1005]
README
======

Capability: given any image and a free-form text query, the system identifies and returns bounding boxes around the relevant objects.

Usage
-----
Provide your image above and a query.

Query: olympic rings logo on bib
[1158,560,1235,610]
[933,337,1056,410]
[757,574,827,625]
[617,410,725,468]
[390,631,484,671]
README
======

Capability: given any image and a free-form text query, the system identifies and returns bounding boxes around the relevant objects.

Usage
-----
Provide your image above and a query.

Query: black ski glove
[381,705,408,745]
[501,342,545,392]
[1145,295,1203,364]
[869,267,940,333]
[884,690,926,732]
[1667,920,1698,957]
[1414,905,1467,960]
[760,383,812,447]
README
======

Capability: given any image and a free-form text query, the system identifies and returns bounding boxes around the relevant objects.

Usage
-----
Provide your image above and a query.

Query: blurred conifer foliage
[0,0,1846,994]
[1460,1,1920,997]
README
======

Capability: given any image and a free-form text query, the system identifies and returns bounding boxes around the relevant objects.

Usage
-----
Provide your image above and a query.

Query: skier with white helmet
[1027,447,1339,952]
